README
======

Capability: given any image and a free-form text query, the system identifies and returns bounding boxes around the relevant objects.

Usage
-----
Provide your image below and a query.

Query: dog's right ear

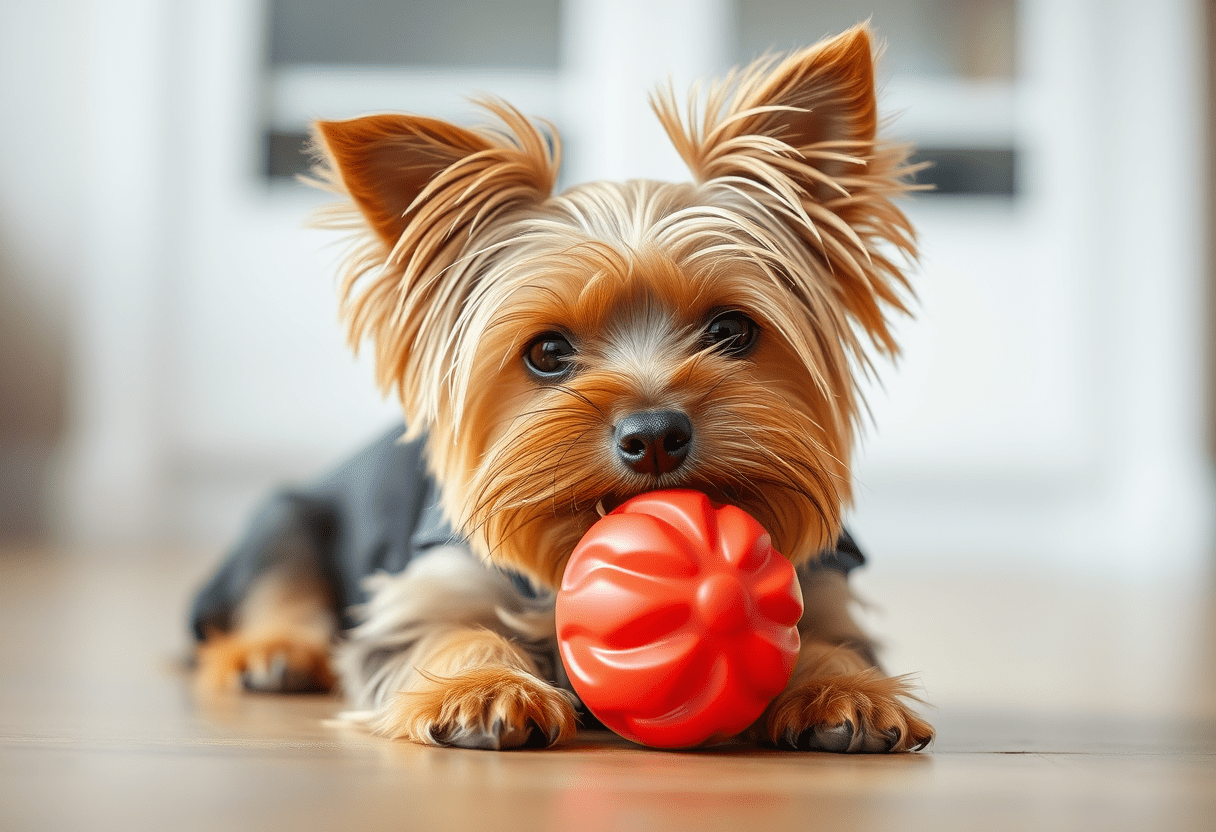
[313,114,496,249]
[309,103,559,426]
[312,105,557,251]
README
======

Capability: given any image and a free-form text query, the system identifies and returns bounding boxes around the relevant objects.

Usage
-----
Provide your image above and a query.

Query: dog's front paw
[195,632,336,694]
[765,670,933,753]
[377,668,578,750]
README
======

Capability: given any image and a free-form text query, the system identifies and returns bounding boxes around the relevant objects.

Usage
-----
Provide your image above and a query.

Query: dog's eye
[524,332,575,379]
[703,311,759,357]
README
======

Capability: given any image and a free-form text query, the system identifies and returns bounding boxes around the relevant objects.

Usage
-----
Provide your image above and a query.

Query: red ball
[555,490,803,748]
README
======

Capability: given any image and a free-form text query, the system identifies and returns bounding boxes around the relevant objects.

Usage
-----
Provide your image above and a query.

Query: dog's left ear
[654,23,915,354]
[656,23,878,201]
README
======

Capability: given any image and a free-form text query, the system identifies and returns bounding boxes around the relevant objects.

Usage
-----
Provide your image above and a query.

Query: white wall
[850,0,1215,578]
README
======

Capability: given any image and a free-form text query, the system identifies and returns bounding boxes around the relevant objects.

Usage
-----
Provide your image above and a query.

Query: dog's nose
[614,410,693,476]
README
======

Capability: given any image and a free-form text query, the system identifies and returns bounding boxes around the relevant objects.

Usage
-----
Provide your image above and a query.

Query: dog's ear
[313,104,557,251]
[653,23,915,356]
[655,23,879,200]
[309,103,558,426]
[313,114,497,249]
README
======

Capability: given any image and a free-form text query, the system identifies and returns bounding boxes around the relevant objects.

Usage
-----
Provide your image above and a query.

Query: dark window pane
[265,131,311,180]
[268,0,561,69]
[911,148,1017,197]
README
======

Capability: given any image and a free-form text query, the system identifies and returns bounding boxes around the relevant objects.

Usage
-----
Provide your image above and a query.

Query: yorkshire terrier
[190,23,934,753]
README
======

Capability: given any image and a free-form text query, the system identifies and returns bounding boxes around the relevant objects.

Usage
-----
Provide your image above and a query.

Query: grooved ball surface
[555,490,803,748]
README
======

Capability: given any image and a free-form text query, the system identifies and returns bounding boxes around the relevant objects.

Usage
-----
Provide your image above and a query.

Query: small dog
[190,23,933,753]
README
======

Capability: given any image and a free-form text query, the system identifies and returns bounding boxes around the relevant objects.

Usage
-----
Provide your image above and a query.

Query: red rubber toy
[555,490,803,748]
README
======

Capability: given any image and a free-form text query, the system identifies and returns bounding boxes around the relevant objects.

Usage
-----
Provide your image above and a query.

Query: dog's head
[310,24,915,588]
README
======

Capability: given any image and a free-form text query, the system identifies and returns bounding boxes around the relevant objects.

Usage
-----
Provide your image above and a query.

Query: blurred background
[0,0,1213,717]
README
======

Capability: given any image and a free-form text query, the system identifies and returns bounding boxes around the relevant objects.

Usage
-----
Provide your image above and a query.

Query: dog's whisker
[550,384,608,420]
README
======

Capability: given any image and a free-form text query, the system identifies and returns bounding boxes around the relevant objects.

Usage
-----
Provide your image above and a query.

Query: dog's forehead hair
[511,245,720,361]
[594,289,695,370]
[496,190,754,341]
[502,180,733,323]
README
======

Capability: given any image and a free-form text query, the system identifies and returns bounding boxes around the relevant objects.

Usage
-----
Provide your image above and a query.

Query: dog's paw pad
[767,671,933,754]
[382,668,577,750]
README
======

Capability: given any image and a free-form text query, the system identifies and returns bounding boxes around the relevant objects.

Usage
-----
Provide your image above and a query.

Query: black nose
[614,410,693,476]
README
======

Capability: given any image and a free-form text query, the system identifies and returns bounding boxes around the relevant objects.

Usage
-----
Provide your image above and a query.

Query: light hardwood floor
[1,544,1213,832]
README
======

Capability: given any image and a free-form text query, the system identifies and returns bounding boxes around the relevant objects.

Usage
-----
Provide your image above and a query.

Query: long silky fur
[310,24,916,588]
[307,99,561,438]
[336,547,571,737]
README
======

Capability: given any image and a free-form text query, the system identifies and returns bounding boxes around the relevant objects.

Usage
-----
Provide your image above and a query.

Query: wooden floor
[1,544,1213,832]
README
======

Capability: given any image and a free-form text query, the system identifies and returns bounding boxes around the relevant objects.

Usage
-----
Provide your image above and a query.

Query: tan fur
[195,569,337,693]
[312,25,915,589]
[765,642,934,752]
[304,23,932,751]
[350,627,577,748]
[195,631,336,694]
[334,545,571,744]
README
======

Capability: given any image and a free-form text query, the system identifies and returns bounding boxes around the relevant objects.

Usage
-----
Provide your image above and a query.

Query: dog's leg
[336,548,577,750]
[354,624,577,749]
[763,568,934,752]
[191,493,339,693]
[194,566,338,693]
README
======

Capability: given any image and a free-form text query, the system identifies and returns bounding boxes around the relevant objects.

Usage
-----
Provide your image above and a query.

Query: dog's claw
[783,720,854,752]
[427,715,554,751]
[814,721,856,752]
[783,720,913,754]
[240,649,329,693]
[767,671,934,753]
[487,717,526,750]
[388,667,577,750]
[195,633,335,695]
[242,651,287,692]
[879,726,904,752]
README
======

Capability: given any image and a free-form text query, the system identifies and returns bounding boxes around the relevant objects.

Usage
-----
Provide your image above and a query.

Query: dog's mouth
[593,483,745,518]
[594,495,624,517]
